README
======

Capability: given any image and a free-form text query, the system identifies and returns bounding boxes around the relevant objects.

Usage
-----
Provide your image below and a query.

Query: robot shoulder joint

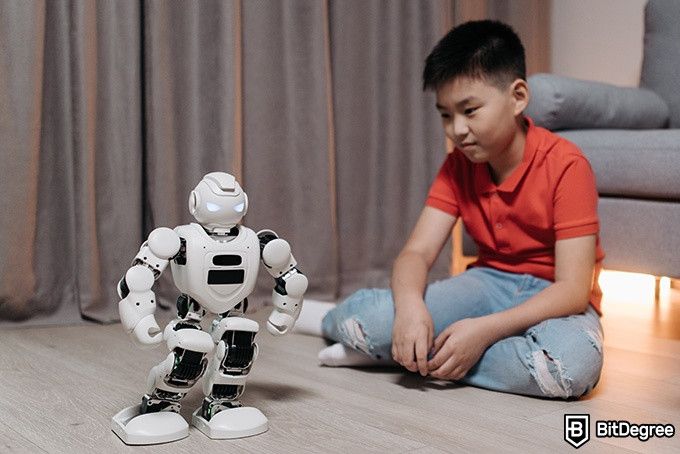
[257,229,279,256]
[147,227,182,259]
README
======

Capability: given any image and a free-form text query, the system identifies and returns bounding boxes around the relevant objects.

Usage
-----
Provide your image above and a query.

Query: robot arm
[117,227,181,348]
[258,230,308,336]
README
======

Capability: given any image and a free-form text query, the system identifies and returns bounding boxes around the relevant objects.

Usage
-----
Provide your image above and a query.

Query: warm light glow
[660,277,671,301]
[599,270,670,308]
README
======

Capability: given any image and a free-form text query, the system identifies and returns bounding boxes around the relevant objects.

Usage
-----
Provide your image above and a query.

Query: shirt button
[495,223,503,229]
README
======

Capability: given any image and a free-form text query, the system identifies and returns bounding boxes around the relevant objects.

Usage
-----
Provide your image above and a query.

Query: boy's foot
[318,343,396,367]
[292,299,336,336]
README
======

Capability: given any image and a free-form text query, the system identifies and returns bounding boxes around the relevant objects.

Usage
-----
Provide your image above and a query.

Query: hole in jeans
[529,349,571,398]
[340,318,371,355]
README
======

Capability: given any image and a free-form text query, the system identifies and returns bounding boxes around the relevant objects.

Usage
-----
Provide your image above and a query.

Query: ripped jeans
[322,267,603,399]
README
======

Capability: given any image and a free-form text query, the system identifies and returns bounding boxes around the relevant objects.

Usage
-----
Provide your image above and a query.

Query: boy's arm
[392,206,457,311]
[391,206,456,375]
[428,234,596,379]
[482,234,596,342]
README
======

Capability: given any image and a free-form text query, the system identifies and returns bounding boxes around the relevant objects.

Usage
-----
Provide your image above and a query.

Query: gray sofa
[463,0,680,280]
[463,0,680,278]
[552,0,680,279]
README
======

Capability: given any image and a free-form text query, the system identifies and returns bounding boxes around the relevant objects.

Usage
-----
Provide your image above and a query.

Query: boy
[302,20,604,399]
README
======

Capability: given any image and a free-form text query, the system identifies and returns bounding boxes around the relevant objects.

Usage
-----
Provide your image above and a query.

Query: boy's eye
[464,107,478,115]
[440,112,451,119]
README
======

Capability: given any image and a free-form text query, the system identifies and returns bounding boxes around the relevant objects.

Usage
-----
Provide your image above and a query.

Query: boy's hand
[427,317,493,381]
[391,302,434,376]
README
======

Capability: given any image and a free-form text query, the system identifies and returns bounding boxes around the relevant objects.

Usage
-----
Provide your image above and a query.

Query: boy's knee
[526,326,603,399]
[321,288,395,357]
[339,317,371,355]
[346,288,373,304]
[566,342,603,397]
[528,348,602,398]
[325,289,375,327]
[526,348,571,398]
[333,316,391,359]
[345,288,394,312]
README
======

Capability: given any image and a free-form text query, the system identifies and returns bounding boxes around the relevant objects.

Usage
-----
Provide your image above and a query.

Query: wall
[551,0,646,87]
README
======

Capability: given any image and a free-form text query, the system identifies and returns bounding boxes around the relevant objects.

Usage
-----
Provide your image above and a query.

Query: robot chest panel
[171,225,259,312]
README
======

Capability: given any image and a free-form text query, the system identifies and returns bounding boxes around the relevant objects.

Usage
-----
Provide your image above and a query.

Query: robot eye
[234,202,245,213]
[206,202,221,212]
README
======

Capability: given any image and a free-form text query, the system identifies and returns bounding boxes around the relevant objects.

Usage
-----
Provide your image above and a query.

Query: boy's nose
[452,116,470,140]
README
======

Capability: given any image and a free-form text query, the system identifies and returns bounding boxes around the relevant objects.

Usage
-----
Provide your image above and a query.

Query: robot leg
[112,315,214,445]
[191,315,268,439]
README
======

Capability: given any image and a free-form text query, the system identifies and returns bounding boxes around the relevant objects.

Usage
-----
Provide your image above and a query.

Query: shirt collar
[474,116,539,195]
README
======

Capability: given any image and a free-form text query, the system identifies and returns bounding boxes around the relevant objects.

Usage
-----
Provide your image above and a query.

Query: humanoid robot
[111,172,308,445]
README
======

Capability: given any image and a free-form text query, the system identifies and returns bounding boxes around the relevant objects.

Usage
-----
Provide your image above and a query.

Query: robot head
[188,172,248,231]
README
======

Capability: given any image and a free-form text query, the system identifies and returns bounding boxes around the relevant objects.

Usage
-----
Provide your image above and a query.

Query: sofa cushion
[558,129,680,200]
[526,74,669,131]
[640,0,680,128]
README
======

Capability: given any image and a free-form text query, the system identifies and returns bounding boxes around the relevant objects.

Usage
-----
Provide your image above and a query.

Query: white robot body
[112,172,308,446]
[170,223,260,315]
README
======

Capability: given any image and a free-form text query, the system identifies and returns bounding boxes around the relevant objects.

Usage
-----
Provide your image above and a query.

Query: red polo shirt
[426,117,604,313]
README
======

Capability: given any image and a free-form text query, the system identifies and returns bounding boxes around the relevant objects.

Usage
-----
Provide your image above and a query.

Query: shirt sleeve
[425,154,459,217]
[553,156,600,240]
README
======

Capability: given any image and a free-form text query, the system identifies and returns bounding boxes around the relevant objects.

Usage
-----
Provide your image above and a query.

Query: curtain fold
[240,0,338,303]
[70,0,144,322]
[0,0,45,321]
[331,0,452,293]
[1,0,143,325]
[0,0,550,325]
[142,0,238,307]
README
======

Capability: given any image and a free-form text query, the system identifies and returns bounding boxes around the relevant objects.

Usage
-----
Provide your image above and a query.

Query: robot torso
[170,223,260,314]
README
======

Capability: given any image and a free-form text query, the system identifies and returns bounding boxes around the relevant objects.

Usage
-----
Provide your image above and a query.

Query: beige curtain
[0,0,550,326]
[1,0,143,325]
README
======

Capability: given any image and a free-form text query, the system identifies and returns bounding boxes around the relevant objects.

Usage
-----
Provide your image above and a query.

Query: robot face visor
[189,181,248,227]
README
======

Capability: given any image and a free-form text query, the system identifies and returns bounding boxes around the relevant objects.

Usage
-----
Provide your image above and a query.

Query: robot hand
[267,272,308,336]
[258,230,308,335]
[117,265,163,348]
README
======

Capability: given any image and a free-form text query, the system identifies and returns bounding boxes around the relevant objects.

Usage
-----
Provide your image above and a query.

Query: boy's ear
[509,79,529,116]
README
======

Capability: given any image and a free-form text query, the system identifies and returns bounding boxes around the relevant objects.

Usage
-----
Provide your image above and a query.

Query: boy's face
[435,76,528,164]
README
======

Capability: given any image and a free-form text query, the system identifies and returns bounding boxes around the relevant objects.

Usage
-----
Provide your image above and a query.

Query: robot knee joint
[221,330,257,372]
[165,348,208,389]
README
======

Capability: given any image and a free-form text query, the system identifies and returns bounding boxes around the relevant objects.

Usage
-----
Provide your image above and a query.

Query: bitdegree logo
[596,420,675,442]
[564,414,676,448]
[564,414,590,448]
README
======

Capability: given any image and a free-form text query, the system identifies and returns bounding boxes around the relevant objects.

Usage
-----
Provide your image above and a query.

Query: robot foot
[111,404,188,445]
[191,406,268,439]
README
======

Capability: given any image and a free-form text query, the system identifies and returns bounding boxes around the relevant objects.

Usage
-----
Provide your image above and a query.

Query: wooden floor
[1,286,679,453]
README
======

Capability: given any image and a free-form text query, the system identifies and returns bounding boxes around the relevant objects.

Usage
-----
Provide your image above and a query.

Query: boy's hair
[423,20,526,91]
